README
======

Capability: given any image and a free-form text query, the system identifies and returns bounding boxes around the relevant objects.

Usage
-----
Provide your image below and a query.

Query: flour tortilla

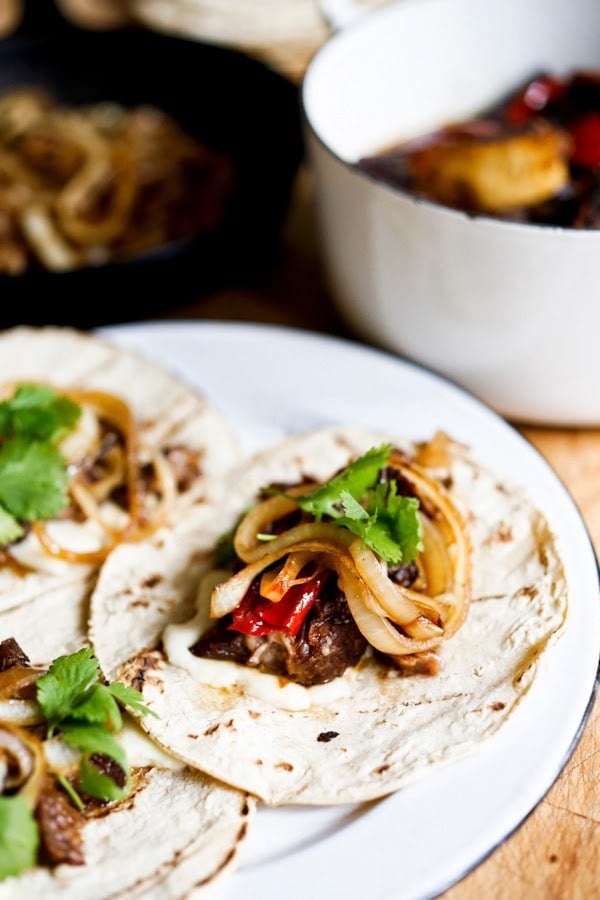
[0,562,254,899]
[0,325,240,614]
[90,427,569,806]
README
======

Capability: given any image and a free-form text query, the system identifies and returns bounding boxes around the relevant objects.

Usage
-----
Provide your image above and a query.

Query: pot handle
[319,0,381,31]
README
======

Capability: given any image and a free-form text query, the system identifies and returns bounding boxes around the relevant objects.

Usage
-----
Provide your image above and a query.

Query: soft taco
[0,593,253,898]
[0,325,240,615]
[89,427,568,806]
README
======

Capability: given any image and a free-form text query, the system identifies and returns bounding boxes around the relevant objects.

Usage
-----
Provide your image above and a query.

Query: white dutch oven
[303,0,600,424]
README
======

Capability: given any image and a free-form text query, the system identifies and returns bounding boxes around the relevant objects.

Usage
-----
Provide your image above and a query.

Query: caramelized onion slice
[419,512,453,597]
[0,666,46,700]
[234,493,300,562]
[337,562,442,656]
[0,700,44,727]
[31,387,180,565]
[391,455,470,637]
[211,539,347,619]
[0,723,45,808]
[349,540,424,626]
[259,551,318,602]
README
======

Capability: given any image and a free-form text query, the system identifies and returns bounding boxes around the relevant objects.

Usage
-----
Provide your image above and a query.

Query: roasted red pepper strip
[503,74,565,125]
[229,570,330,637]
[569,113,600,168]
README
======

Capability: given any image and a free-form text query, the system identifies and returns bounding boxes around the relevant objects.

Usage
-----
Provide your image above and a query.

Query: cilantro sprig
[290,444,424,565]
[0,384,81,545]
[0,384,80,444]
[36,648,157,806]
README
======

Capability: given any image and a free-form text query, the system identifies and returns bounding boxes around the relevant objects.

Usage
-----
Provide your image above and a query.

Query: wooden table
[165,167,600,899]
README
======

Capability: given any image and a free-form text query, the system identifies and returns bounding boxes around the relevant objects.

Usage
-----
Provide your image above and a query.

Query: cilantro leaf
[61,722,129,801]
[0,795,39,880]
[79,757,127,803]
[60,722,128,772]
[108,682,158,718]
[0,439,69,522]
[368,484,424,564]
[294,445,393,520]
[0,384,81,444]
[287,445,423,565]
[66,683,122,732]
[0,504,24,545]
[36,648,100,736]
[34,648,160,809]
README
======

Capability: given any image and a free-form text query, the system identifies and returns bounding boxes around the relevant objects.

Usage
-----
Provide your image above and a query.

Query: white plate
[102,320,599,900]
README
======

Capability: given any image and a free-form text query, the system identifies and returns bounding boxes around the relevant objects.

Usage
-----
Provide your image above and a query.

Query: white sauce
[117,719,184,770]
[42,720,184,775]
[10,505,128,573]
[163,576,354,712]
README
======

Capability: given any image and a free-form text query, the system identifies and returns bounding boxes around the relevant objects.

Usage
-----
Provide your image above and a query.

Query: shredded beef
[0,637,30,671]
[36,775,85,867]
[283,589,367,685]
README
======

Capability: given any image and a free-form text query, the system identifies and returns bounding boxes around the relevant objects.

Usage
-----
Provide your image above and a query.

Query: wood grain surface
[167,167,600,899]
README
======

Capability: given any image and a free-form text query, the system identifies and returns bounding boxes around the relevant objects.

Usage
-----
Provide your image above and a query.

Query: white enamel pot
[303,0,600,425]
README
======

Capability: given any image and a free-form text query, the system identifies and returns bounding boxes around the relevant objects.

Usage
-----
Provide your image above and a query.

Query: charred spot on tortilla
[141,574,163,589]
[493,524,514,543]
[120,651,165,694]
[317,731,339,742]
[517,585,540,601]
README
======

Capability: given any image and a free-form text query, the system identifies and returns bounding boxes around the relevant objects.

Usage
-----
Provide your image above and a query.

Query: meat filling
[190,576,367,686]
[36,774,85,867]
[0,637,30,671]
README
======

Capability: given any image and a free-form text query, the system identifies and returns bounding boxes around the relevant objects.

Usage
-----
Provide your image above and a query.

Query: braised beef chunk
[191,577,367,686]
[0,637,30,671]
[87,753,126,790]
[284,588,367,685]
[388,651,441,677]
[388,562,419,588]
[190,624,252,665]
[36,775,85,867]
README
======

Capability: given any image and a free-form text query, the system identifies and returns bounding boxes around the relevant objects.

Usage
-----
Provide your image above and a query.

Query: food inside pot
[358,70,600,227]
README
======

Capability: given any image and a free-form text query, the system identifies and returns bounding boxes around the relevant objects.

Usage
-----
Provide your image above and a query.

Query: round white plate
[102,320,599,900]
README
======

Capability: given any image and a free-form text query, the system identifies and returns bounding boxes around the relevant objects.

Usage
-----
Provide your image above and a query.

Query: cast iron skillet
[0,3,303,327]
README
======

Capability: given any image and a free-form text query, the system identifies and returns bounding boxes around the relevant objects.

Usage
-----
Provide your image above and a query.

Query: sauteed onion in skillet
[0,89,234,274]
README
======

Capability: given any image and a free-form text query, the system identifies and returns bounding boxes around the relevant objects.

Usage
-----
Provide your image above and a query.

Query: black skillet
[0,2,304,327]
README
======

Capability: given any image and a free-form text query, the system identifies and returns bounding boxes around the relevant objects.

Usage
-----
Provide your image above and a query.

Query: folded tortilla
[0,562,254,899]
[89,427,569,806]
[0,325,240,614]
